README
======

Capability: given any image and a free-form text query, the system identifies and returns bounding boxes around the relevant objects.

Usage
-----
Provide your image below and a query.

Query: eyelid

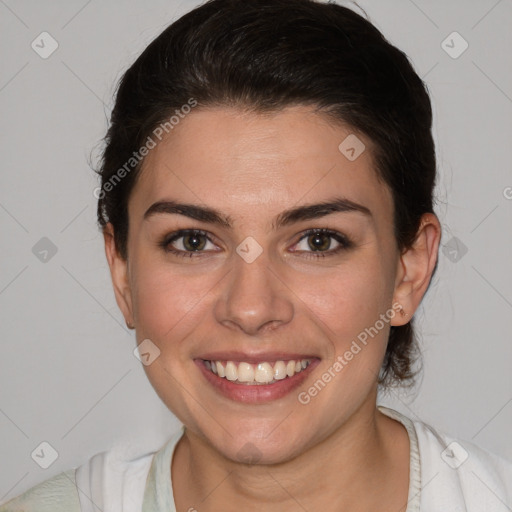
[160,227,353,258]
[164,228,212,244]
[159,229,219,257]
[290,228,353,253]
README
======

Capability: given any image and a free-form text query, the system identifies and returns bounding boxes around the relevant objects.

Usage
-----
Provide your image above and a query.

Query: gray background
[1,0,511,501]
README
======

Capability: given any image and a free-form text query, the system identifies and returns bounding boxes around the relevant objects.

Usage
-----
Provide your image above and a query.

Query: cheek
[296,259,395,389]
[131,260,208,349]
[131,262,211,422]
[299,262,393,337]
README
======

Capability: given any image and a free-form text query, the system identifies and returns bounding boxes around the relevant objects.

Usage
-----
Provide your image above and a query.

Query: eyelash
[158,228,353,259]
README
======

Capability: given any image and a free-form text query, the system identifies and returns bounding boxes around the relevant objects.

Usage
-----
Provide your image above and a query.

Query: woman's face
[114,105,406,464]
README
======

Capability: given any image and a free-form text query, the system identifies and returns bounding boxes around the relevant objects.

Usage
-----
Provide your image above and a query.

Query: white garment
[382,407,512,511]
[69,406,512,511]
[2,406,511,511]
[74,442,157,512]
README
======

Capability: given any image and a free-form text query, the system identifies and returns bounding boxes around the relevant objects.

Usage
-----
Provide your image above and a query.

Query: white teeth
[273,361,287,380]
[238,362,255,382]
[206,358,312,384]
[225,361,237,381]
[255,362,274,383]
[216,361,225,377]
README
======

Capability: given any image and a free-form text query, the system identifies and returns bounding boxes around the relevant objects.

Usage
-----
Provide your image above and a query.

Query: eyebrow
[143,196,372,230]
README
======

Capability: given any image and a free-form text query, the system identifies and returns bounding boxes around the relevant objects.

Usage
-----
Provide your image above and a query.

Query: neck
[172,396,410,512]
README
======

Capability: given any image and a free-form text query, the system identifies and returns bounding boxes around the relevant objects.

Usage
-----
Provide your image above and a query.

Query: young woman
[2,0,510,511]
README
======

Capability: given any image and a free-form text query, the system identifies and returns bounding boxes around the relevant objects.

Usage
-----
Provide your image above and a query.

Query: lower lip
[195,359,319,404]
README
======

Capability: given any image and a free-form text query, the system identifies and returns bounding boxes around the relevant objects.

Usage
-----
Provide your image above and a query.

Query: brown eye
[306,232,333,251]
[159,229,217,257]
[180,233,208,251]
[291,228,353,259]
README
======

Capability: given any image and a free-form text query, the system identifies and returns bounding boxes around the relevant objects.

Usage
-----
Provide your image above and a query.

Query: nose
[213,248,294,336]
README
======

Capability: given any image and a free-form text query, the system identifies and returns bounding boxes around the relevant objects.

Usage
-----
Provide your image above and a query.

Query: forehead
[129,105,392,225]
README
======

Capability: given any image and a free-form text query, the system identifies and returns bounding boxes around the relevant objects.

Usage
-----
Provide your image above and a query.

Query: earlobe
[391,213,441,326]
[103,223,135,328]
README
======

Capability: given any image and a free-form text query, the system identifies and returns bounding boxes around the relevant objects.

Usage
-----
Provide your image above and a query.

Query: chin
[200,416,315,466]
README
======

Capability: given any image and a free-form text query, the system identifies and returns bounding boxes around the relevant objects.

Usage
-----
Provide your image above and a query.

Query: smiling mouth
[202,359,313,385]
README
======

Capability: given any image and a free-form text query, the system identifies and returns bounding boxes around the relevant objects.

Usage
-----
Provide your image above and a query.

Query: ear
[103,223,135,329]
[391,213,441,326]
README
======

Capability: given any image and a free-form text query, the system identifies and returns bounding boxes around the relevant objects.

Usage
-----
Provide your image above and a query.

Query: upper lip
[196,351,319,364]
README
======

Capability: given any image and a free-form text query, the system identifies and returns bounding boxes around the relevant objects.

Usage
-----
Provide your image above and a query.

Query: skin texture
[104,105,441,511]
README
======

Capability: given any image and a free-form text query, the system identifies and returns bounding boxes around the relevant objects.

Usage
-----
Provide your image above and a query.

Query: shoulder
[412,416,512,511]
[0,469,80,512]
[0,430,184,512]
[0,442,153,512]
